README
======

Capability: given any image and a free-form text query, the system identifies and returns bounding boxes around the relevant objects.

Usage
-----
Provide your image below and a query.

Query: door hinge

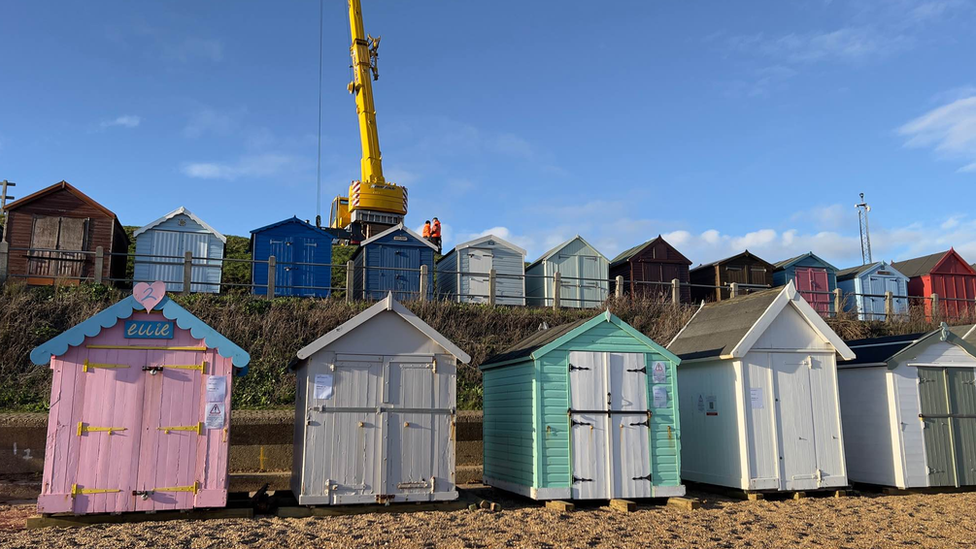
[569,364,590,371]
[82,359,129,373]
[77,422,126,436]
[629,420,649,427]
[157,422,204,435]
[632,474,653,482]
[573,476,593,483]
[71,484,120,498]
[571,419,593,427]
[142,362,207,374]
[153,481,199,495]
[627,366,647,374]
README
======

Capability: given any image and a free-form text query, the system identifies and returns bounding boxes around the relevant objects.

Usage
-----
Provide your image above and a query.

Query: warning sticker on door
[206,376,227,403]
[750,388,764,409]
[651,362,667,384]
[652,386,668,408]
[314,373,334,400]
[697,395,705,412]
[706,395,718,416]
[205,403,225,430]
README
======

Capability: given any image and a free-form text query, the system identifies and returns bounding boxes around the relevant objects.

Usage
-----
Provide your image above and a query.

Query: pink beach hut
[30,282,250,515]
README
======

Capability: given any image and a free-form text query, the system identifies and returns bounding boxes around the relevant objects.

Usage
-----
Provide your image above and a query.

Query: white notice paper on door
[750,387,764,409]
[205,402,225,430]
[206,376,227,403]
[651,361,667,384]
[652,386,668,408]
[314,373,334,400]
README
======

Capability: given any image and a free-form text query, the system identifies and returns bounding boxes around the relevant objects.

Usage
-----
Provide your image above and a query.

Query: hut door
[466,249,493,303]
[579,256,605,307]
[866,276,886,320]
[569,351,609,499]
[947,369,976,486]
[28,215,88,283]
[149,231,183,289]
[270,238,293,294]
[385,359,442,501]
[134,350,209,511]
[795,267,830,315]
[772,355,820,490]
[917,367,956,486]
[556,254,580,307]
[608,353,652,499]
[184,233,211,293]
[298,238,319,297]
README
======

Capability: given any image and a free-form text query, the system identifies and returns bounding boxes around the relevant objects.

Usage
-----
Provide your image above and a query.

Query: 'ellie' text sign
[124,320,175,339]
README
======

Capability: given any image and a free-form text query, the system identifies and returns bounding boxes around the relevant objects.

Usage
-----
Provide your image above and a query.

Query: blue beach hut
[250,217,334,297]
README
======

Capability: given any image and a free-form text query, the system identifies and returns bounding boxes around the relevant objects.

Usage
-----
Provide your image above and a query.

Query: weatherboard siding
[134,213,224,293]
[482,361,537,486]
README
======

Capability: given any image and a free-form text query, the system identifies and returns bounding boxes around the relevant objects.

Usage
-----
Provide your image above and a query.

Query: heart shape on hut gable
[133,281,167,313]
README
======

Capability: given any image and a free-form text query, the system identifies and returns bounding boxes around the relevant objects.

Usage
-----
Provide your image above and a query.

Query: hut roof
[30,292,251,373]
[3,180,117,218]
[609,235,691,268]
[133,206,226,242]
[841,324,976,368]
[250,216,333,237]
[772,251,837,272]
[891,250,949,278]
[667,281,854,361]
[481,310,680,369]
[526,235,606,271]
[690,250,772,274]
[295,293,470,363]
[437,234,526,265]
[359,223,438,250]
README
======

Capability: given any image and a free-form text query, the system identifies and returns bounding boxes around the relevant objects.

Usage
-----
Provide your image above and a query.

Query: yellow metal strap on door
[86,345,207,351]
[154,481,199,494]
[77,422,127,436]
[157,422,204,435]
[71,483,121,498]
[144,362,208,373]
[82,360,130,373]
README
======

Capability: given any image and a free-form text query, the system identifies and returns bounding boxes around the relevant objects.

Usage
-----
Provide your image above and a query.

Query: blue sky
[2,0,975,268]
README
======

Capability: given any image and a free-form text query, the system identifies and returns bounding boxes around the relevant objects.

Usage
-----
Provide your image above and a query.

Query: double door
[794,267,831,315]
[569,351,654,500]
[304,355,454,504]
[918,367,976,487]
[270,236,320,296]
[48,347,223,515]
[864,275,900,320]
[771,354,845,490]
[557,255,607,307]
[149,230,217,293]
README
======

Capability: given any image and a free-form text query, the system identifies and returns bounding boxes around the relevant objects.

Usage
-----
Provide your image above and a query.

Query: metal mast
[856,193,872,265]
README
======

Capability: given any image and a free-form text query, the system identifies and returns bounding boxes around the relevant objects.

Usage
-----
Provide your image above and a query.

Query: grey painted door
[948,369,976,486]
[466,249,492,303]
[773,355,820,490]
[918,367,955,487]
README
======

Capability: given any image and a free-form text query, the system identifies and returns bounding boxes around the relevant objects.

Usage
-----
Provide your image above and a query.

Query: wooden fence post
[93,246,104,285]
[346,260,354,303]
[0,241,9,286]
[833,288,843,316]
[420,265,428,302]
[615,275,624,299]
[267,256,276,299]
[884,291,894,321]
[183,251,193,295]
[730,282,739,299]
[488,268,497,306]
[931,293,940,323]
[671,278,680,305]
[553,272,561,310]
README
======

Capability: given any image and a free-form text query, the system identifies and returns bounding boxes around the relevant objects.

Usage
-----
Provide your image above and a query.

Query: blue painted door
[270,238,293,296]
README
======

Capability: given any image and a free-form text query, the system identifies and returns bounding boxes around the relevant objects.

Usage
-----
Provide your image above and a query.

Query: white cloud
[100,115,141,129]
[181,153,302,181]
[162,37,224,63]
[729,27,912,64]
[790,204,851,231]
[183,108,243,139]
[898,95,976,172]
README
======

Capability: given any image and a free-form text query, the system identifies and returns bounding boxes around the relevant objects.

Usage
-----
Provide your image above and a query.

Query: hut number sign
[124,320,175,339]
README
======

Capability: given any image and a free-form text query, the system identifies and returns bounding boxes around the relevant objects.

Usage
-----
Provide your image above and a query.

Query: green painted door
[947,369,976,486]
[917,367,955,487]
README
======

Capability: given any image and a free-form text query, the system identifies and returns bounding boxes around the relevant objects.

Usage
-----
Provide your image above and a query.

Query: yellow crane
[329,0,407,237]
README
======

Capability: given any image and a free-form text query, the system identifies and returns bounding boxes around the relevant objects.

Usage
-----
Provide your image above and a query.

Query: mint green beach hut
[479,311,685,500]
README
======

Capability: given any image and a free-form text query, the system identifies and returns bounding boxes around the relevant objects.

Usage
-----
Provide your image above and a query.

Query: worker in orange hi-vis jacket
[422,220,431,240]
[430,217,442,253]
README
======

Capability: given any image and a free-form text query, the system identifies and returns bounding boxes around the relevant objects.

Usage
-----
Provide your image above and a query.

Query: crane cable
[315,0,324,222]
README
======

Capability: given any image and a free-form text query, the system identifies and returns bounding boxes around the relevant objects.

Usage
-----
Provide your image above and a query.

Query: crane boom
[330,0,407,236]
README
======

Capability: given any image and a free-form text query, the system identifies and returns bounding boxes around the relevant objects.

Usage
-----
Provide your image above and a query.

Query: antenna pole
[315,0,324,222]
[856,192,872,265]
